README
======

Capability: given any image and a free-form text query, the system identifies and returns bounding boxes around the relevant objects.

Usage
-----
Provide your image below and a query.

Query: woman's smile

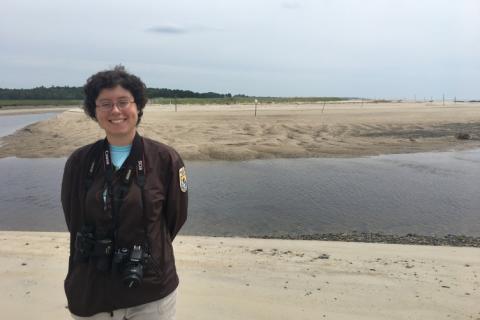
[109,118,127,124]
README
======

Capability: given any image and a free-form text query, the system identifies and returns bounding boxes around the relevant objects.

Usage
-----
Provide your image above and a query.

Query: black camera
[74,226,95,262]
[74,226,113,272]
[113,245,150,289]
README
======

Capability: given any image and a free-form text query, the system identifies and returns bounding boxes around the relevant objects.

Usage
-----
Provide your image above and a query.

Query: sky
[1,0,479,99]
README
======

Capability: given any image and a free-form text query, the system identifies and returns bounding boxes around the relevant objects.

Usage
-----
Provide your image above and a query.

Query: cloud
[146,25,188,34]
[281,1,302,9]
[146,24,221,35]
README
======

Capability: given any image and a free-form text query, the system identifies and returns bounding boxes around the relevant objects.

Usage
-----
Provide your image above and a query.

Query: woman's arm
[61,154,77,232]
[164,153,188,241]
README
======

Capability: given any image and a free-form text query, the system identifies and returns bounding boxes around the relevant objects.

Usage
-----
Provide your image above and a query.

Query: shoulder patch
[179,166,188,192]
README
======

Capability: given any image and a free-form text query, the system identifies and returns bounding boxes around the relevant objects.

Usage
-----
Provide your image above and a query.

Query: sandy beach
[1,231,478,320]
[1,101,480,159]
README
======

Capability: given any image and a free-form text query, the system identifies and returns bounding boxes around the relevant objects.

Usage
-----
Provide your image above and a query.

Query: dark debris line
[251,232,480,248]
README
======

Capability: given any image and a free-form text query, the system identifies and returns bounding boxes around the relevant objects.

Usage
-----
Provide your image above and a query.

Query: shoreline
[1,102,480,159]
[0,106,71,116]
[2,228,479,247]
[255,232,480,248]
[1,231,479,320]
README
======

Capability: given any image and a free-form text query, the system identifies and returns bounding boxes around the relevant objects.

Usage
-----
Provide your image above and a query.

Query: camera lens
[122,263,143,289]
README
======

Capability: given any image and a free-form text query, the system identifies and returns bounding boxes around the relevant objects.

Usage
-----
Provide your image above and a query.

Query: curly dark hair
[83,65,148,125]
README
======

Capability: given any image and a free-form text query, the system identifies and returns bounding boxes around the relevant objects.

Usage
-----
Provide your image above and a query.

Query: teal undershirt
[110,144,132,170]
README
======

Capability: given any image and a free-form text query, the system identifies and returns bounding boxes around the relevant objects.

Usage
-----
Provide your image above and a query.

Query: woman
[61,66,188,319]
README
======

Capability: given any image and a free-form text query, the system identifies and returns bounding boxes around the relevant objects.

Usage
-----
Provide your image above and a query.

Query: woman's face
[95,85,138,144]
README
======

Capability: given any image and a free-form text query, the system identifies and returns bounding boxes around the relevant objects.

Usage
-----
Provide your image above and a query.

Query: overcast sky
[1,0,479,99]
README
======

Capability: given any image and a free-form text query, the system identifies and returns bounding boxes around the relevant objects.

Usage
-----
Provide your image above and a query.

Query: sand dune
[1,231,478,320]
[1,102,480,159]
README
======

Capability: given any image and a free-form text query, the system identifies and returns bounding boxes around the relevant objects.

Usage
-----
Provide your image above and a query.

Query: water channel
[1,113,479,237]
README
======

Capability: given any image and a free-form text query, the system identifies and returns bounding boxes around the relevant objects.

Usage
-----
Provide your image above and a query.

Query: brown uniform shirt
[61,135,188,317]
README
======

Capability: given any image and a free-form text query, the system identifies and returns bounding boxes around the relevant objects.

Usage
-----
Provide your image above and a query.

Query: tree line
[0,86,232,100]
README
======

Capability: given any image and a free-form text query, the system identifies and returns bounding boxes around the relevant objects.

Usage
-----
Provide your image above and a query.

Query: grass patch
[150,97,350,105]
[0,96,353,107]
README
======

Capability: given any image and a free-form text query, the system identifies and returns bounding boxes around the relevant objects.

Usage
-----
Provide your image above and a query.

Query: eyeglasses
[96,99,135,111]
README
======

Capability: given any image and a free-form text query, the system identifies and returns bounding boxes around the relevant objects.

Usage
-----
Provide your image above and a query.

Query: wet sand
[1,231,478,320]
[1,102,480,159]
[0,106,72,116]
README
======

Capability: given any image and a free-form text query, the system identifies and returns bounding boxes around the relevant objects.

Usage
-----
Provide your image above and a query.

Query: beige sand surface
[1,231,479,320]
[1,102,480,159]
[0,106,72,116]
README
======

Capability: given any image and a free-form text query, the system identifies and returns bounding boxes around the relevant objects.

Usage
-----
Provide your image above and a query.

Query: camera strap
[82,133,161,277]
[85,140,104,192]
[99,133,151,252]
